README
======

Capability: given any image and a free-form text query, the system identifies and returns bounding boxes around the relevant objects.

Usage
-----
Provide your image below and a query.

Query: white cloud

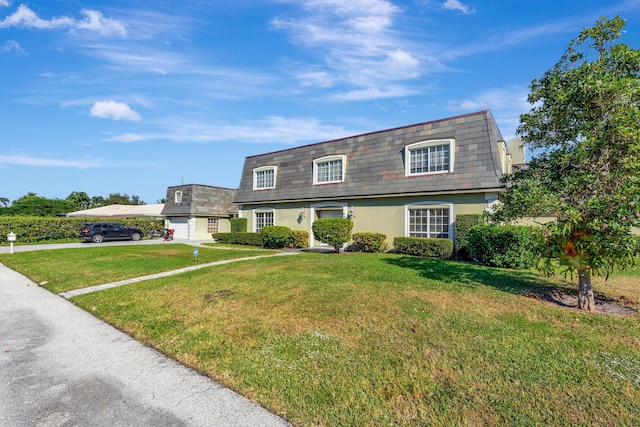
[442,0,475,15]
[107,116,357,145]
[1,40,24,54]
[447,87,531,138]
[273,0,425,98]
[90,100,142,121]
[0,154,96,169]
[75,9,127,37]
[0,5,126,37]
[332,85,420,101]
[0,0,11,8]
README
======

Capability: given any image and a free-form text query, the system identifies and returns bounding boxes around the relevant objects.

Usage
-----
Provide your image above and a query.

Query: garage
[170,218,189,239]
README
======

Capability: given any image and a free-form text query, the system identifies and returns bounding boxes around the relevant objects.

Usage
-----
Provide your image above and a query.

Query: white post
[7,232,16,254]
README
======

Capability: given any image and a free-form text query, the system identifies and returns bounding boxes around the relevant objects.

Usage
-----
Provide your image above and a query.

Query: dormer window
[174,190,182,203]
[313,155,346,185]
[405,139,455,177]
[253,166,277,190]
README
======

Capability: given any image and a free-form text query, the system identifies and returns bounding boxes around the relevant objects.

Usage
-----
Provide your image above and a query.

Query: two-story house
[161,184,238,240]
[234,110,520,248]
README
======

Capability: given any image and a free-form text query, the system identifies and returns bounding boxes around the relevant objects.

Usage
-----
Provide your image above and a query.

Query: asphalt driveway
[0,242,290,427]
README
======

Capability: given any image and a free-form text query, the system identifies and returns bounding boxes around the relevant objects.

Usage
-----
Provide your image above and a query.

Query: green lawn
[2,248,639,425]
[0,244,275,293]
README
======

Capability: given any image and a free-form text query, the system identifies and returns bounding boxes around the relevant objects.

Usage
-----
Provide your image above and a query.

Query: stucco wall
[240,192,496,247]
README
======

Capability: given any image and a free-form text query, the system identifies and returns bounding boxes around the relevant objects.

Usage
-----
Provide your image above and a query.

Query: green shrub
[261,226,292,249]
[312,218,353,252]
[212,232,234,244]
[467,224,539,269]
[234,232,263,246]
[211,232,263,246]
[455,214,484,259]
[352,232,388,253]
[230,217,247,233]
[393,237,454,259]
[288,230,309,248]
[0,216,163,243]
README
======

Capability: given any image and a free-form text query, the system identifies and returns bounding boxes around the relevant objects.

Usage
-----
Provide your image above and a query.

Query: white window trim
[253,166,278,190]
[313,155,346,185]
[404,201,454,240]
[253,209,275,232]
[404,139,455,177]
[174,190,182,203]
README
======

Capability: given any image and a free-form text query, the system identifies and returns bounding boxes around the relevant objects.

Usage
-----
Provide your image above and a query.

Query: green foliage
[351,232,388,253]
[0,216,163,243]
[493,17,640,306]
[0,192,73,217]
[312,218,353,252]
[467,224,539,270]
[212,232,263,247]
[288,230,309,248]
[261,226,292,249]
[393,237,454,259]
[454,214,484,259]
[230,218,247,233]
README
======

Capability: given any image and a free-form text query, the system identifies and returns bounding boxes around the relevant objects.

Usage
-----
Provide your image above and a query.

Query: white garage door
[170,218,189,239]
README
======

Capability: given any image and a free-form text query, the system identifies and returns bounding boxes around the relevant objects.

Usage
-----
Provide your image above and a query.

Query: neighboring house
[234,110,522,248]
[161,184,238,240]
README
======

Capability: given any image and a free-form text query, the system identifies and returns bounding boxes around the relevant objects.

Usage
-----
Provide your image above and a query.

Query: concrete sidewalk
[0,262,290,426]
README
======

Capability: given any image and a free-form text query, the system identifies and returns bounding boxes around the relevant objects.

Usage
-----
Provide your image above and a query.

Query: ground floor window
[408,207,450,238]
[255,211,274,232]
[207,218,219,234]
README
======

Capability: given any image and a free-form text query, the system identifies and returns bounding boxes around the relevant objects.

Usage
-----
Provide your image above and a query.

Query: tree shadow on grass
[383,256,637,314]
[383,256,571,297]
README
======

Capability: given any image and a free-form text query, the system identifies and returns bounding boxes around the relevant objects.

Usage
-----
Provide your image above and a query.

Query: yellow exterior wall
[240,192,497,247]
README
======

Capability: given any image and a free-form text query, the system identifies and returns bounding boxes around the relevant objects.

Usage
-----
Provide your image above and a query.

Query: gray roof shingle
[235,110,505,204]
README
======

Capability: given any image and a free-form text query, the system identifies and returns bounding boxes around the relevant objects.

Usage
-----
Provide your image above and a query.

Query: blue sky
[2,0,640,204]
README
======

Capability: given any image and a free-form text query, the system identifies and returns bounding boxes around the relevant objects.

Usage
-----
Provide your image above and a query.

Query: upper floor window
[313,155,346,185]
[174,190,182,203]
[405,139,455,177]
[253,166,277,190]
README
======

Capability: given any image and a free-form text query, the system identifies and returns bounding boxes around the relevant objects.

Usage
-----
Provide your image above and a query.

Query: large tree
[494,16,640,311]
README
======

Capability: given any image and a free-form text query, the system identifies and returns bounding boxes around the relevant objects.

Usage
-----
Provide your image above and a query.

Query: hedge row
[455,214,484,259]
[393,237,454,259]
[211,232,264,246]
[213,227,310,249]
[0,216,164,243]
[351,232,388,253]
[467,224,539,269]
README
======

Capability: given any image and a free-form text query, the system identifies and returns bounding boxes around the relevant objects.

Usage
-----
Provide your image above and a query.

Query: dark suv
[79,222,143,243]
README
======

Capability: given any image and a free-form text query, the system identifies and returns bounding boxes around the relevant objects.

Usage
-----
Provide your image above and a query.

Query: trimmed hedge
[212,232,263,246]
[0,216,164,243]
[455,214,484,259]
[467,224,539,269]
[261,226,292,249]
[393,237,454,259]
[230,218,247,233]
[288,230,309,248]
[312,218,353,252]
[351,232,388,253]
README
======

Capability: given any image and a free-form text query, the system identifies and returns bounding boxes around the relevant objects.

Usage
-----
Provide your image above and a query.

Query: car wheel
[131,232,141,241]
[92,234,104,243]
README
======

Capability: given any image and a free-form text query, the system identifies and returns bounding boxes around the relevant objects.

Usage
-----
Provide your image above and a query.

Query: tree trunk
[577,269,595,312]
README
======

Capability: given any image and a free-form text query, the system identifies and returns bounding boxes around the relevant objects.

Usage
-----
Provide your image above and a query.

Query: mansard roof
[234,110,506,204]
[161,184,238,216]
